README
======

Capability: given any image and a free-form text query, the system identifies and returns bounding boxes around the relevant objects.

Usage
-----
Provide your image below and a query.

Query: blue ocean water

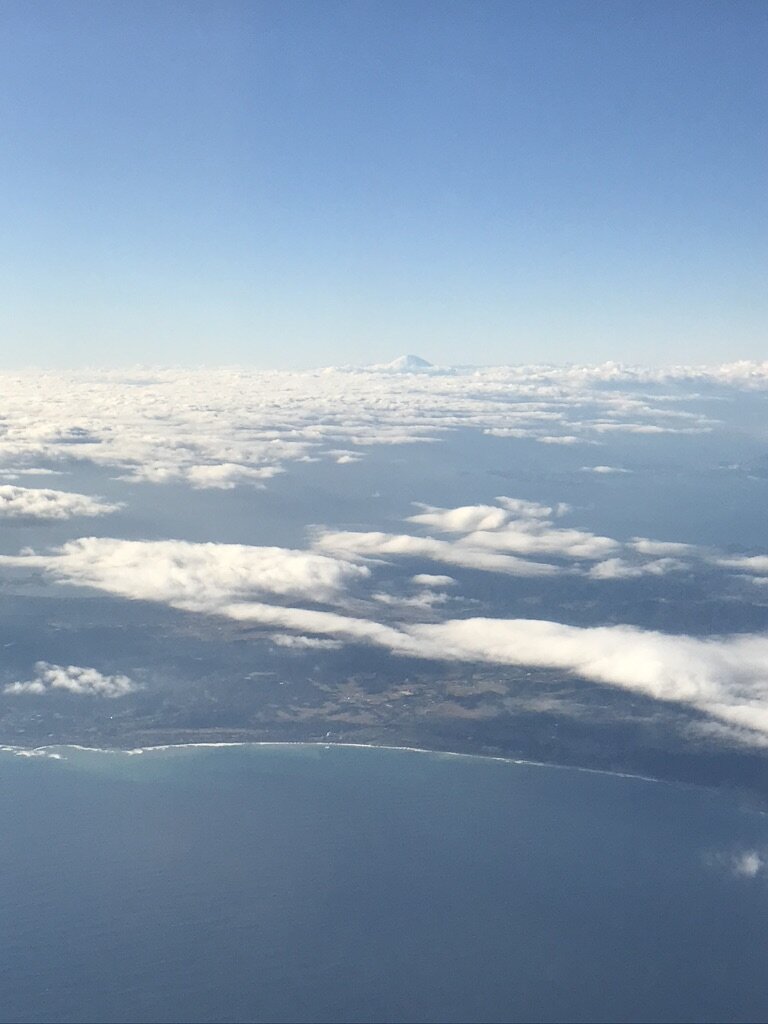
[1,744,767,1024]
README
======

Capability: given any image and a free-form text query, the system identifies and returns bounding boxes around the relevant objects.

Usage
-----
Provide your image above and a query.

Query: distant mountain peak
[382,354,434,372]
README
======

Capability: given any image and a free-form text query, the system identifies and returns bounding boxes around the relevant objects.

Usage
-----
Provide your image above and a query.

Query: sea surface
[1,743,767,1024]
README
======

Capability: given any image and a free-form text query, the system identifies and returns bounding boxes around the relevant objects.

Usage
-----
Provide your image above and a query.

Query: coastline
[0,737,723,794]
[2,712,767,810]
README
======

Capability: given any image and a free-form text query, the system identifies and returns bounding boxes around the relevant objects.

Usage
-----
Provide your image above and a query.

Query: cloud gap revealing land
[2,357,768,800]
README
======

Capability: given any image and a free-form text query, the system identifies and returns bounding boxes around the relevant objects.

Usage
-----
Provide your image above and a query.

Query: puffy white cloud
[406,498,619,562]
[185,463,282,489]
[362,497,708,577]
[0,485,119,520]
[372,590,449,610]
[537,434,587,445]
[484,427,538,439]
[270,634,343,650]
[718,555,768,575]
[411,574,456,587]
[4,681,47,695]
[588,557,685,580]
[314,529,560,576]
[631,538,697,557]
[326,449,363,465]
[581,465,631,474]
[732,851,764,878]
[0,537,369,612]
[497,497,559,518]
[461,525,618,560]
[4,662,137,698]
[409,503,510,533]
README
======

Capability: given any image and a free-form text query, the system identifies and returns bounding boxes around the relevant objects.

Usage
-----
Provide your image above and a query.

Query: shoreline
[0,737,712,792]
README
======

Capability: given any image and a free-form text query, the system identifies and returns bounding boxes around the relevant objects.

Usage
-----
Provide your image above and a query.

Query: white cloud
[222,600,408,650]
[484,427,538,439]
[581,465,631,474]
[407,497,619,561]
[718,556,768,575]
[537,434,587,445]
[631,538,697,557]
[314,529,560,576]
[408,498,564,536]
[372,590,449,610]
[0,467,65,479]
[588,422,679,435]
[4,680,47,695]
[326,449,363,465]
[0,485,119,520]
[409,503,510,533]
[588,557,685,580]
[365,497,705,577]
[5,662,137,698]
[732,851,764,878]
[496,497,557,518]
[270,634,343,650]
[185,463,282,489]
[0,537,370,612]
[411,574,456,587]
[461,525,617,560]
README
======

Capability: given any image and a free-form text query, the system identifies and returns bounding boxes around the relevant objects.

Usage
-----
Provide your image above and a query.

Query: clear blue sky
[1,0,766,367]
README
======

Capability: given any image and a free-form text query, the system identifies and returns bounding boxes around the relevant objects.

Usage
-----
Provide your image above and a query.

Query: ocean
[1,743,767,1023]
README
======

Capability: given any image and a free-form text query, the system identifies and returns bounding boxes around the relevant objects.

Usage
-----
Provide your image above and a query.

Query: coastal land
[2,640,767,807]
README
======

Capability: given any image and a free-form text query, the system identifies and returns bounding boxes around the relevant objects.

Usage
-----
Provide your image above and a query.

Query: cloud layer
[0,362,728,489]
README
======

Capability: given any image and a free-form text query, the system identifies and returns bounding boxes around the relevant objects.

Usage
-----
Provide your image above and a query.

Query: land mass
[2,639,767,807]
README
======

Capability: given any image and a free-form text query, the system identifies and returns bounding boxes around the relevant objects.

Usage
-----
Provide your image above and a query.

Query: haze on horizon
[1,0,766,370]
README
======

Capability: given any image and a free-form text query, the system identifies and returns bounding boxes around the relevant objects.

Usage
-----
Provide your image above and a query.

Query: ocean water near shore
[1,742,767,1024]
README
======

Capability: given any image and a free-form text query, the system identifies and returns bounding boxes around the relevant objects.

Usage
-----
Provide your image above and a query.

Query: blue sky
[1,0,766,367]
